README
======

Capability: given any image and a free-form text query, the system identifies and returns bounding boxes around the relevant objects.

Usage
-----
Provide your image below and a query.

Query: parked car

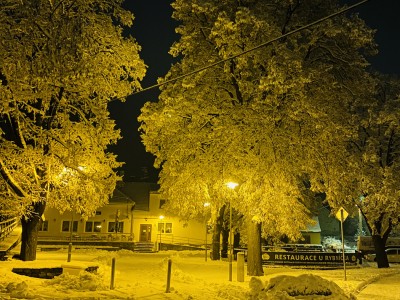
[365,248,400,263]
[386,248,400,263]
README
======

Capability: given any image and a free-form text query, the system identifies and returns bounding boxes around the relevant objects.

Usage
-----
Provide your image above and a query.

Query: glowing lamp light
[159,215,165,220]
[226,182,238,189]
[204,202,210,207]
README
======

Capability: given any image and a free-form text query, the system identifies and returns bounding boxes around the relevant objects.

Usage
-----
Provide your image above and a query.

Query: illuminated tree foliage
[331,76,400,268]
[139,0,375,274]
[0,0,145,260]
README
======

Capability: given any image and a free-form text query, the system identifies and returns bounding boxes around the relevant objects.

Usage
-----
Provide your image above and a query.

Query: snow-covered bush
[4,281,36,299]
[249,274,350,299]
[46,271,108,291]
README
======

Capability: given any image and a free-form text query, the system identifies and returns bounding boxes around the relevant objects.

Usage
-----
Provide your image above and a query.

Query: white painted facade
[38,183,209,247]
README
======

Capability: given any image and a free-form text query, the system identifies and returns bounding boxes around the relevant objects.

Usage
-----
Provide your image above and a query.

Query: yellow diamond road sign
[335,207,348,221]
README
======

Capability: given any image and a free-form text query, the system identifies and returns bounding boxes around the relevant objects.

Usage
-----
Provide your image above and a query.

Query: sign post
[335,207,348,281]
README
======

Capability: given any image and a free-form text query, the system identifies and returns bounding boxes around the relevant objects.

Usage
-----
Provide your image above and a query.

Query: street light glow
[226,182,238,189]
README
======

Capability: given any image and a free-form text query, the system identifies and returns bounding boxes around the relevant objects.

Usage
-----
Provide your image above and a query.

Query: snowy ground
[0,248,400,299]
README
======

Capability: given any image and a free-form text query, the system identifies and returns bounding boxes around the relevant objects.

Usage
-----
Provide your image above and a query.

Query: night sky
[108,0,177,182]
[108,0,400,183]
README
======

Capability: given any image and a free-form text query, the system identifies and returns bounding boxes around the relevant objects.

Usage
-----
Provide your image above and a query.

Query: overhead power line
[133,0,370,96]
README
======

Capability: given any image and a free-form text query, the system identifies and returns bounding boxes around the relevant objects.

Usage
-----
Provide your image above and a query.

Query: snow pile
[45,271,108,291]
[249,274,350,299]
[2,281,36,299]
[88,248,133,264]
[322,236,354,252]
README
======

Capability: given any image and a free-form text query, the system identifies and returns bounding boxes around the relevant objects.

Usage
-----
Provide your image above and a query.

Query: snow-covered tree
[327,75,400,268]
[139,0,375,275]
[0,0,145,260]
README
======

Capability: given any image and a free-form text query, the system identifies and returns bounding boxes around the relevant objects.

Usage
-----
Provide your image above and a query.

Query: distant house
[300,216,322,245]
[38,182,208,250]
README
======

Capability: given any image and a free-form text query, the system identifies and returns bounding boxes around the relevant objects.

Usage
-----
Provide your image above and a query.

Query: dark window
[95,211,102,215]
[158,222,172,233]
[159,199,166,209]
[158,223,165,233]
[39,220,48,232]
[302,235,311,244]
[108,221,123,233]
[165,223,172,233]
[85,222,93,232]
[62,221,78,232]
[72,221,78,232]
[62,221,69,232]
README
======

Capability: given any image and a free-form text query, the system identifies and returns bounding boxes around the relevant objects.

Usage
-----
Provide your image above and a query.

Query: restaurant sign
[262,251,359,266]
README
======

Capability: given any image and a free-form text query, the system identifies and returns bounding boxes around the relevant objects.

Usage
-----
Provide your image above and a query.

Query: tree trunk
[20,202,46,261]
[211,206,226,260]
[372,234,389,268]
[211,223,221,260]
[221,227,229,258]
[233,232,240,259]
[246,217,264,276]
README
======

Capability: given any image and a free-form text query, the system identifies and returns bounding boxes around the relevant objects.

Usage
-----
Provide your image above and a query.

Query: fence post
[67,243,72,262]
[166,258,172,293]
[237,252,245,282]
[110,257,116,290]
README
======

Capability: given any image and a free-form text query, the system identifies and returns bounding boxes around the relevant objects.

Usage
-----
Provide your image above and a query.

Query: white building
[38,182,208,251]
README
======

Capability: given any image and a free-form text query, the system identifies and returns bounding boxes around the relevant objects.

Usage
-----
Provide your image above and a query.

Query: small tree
[0,0,145,260]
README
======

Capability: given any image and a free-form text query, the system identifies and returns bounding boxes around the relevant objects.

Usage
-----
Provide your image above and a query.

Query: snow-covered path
[356,272,400,300]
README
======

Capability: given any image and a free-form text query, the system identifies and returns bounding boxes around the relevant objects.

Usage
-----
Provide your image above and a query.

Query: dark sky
[108,0,177,182]
[108,0,400,182]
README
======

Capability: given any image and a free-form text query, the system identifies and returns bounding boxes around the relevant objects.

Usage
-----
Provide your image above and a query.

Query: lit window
[85,221,102,233]
[94,222,102,232]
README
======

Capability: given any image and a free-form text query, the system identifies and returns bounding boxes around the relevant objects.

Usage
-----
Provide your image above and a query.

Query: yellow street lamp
[226,181,238,281]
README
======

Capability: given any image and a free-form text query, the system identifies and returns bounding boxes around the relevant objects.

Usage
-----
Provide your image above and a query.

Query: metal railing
[38,233,205,247]
[157,233,205,247]
[38,233,133,242]
[0,217,19,241]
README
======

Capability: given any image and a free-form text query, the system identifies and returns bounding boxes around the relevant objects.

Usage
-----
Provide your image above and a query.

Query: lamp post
[159,215,164,251]
[68,208,74,262]
[226,181,238,282]
[130,203,136,241]
[204,202,210,262]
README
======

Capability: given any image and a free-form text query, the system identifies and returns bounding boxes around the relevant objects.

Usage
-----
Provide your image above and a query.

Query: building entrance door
[139,224,152,242]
